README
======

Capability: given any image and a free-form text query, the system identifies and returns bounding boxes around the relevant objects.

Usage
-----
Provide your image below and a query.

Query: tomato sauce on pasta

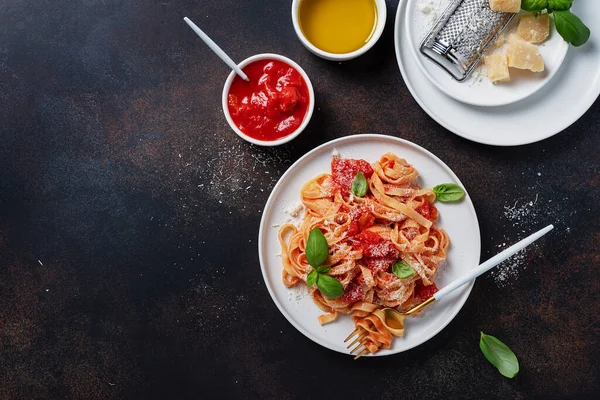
[278,153,449,355]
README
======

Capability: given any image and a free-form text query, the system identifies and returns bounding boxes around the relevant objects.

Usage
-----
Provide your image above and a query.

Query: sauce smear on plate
[227,59,309,142]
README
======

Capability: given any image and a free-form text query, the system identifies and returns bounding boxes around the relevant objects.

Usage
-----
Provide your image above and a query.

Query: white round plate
[395,0,600,145]
[406,0,568,107]
[258,135,481,356]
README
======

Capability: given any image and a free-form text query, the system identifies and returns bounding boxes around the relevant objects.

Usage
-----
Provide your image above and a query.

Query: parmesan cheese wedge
[507,34,545,72]
[485,54,511,83]
[517,13,550,44]
[489,0,520,13]
[493,31,507,48]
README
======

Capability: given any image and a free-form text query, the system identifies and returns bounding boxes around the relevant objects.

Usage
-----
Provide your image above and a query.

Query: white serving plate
[395,0,600,145]
[406,0,569,107]
[258,135,481,357]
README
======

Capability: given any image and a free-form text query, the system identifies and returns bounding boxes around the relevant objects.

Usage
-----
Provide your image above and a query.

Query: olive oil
[299,0,378,54]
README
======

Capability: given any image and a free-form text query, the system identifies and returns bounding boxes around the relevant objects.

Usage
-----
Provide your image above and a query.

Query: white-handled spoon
[183,16,249,81]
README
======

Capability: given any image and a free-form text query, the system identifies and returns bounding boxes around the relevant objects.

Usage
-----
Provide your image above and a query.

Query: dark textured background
[1,0,598,399]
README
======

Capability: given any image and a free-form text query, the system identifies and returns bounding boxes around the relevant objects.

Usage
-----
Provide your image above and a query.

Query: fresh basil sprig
[315,274,344,298]
[548,0,572,11]
[479,332,520,378]
[305,228,344,298]
[351,171,368,197]
[522,0,549,12]
[392,260,415,279]
[306,228,329,268]
[316,265,330,274]
[307,269,319,286]
[306,267,344,299]
[432,183,466,202]
[554,10,590,47]
[521,0,589,47]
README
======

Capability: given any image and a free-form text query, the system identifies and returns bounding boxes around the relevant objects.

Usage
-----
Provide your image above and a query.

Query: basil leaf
[307,270,319,287]
[392,261,415,279]
[316,265,330,274]
[306,228,329,268]
[554,10,590,47]
[433,183,466,202]
[316,274,344,298]
[351,171,368,198]
[479,332,520,378]
[547,0,572,11]
[521,0,548,12]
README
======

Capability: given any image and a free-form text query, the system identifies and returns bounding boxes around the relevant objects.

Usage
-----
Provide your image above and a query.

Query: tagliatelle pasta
[278,153,449,355]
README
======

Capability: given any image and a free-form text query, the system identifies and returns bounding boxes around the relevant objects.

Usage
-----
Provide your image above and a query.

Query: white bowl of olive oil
[291,0,387,61]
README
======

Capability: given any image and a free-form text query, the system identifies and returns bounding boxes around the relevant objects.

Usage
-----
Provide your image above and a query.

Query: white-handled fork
[345,224,554,359]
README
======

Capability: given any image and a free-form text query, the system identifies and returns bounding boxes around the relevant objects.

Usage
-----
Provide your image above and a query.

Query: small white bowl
[291,0,387,61]
[222,53,315,147]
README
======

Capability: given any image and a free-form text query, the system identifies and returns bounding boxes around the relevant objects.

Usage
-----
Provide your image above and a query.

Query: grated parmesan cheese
[282,201,305,227]
[284,202,304,218]
[417,0,439,25]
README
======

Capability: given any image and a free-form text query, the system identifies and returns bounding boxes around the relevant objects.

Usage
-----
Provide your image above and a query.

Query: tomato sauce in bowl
[222,54,314,146]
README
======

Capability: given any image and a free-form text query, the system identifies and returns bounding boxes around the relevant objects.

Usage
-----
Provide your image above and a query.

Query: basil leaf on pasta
[306,228,328,268]
[316,265,330,274]
[351,171,368,198]
[479,332,520,378]
[317,274,344,298]
[307,270,319,287]
[392,261,415,279]
[433,183,465,202]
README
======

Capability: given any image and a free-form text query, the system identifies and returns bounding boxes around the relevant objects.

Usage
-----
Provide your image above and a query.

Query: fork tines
[344,327,361,343]
[344,327,370,360]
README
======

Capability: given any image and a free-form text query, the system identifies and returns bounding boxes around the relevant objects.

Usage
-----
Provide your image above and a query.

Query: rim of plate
[394,0,600,146]
[404,0,569,107]
[258,134,481,356]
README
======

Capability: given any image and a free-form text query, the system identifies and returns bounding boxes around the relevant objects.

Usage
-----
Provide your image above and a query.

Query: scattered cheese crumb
[284,202,304,217]
[493,31,507,48]
[416,0,439,25]
[282,201,305,228]
[331,148,340,157]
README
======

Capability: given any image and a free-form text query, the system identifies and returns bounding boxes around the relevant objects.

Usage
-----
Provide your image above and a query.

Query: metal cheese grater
[420,0,516,81]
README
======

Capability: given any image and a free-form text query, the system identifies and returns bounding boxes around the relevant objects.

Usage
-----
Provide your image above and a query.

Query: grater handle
[421,43,470,82]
